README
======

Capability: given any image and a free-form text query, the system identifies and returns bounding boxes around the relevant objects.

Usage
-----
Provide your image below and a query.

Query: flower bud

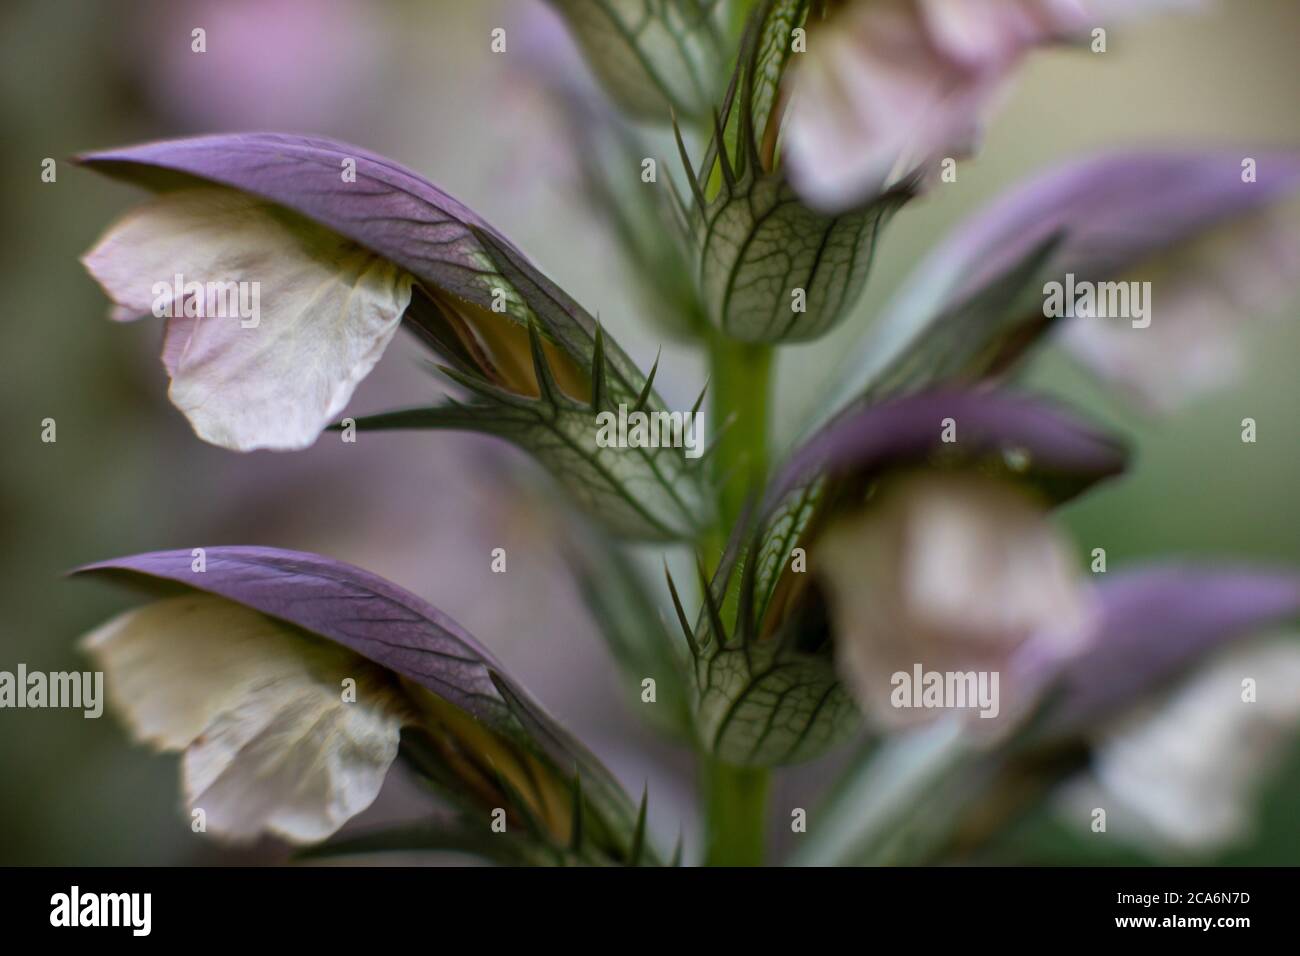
[674,1,913,343]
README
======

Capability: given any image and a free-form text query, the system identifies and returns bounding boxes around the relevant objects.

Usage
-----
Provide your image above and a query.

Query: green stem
[700,331,774,866]
[702,757,770,866]
[708,332,772,538]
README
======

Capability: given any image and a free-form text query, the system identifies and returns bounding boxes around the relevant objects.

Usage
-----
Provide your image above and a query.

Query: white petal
[82,187,413,451]
[1062,639,1300,852]
[182,674,405,844]
[82,594,408,844]
[818,473,1088,729]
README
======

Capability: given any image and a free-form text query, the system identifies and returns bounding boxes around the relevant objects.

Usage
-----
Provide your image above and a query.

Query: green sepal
[676,0,914,343]
[344,340,716,542]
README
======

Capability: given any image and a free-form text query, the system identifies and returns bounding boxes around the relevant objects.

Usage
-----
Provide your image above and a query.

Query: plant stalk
[702,757,770,866]
[708,332,772,538]
[700,331,774,865]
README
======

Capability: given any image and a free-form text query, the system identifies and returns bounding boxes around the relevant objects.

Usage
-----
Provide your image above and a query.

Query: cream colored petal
[183,671,405,844]
[82,186,413,451]
[82,594,408,844]
[818,473,1088,729]
[81,594,302,749]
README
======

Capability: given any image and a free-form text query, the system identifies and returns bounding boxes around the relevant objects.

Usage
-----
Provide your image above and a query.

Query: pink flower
[784,0,1195,212]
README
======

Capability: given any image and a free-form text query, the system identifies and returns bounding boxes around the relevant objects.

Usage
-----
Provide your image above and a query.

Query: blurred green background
[1,0,1297,865]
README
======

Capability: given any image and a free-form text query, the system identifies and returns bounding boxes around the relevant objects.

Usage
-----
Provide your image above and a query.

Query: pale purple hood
[909,149,1300,314]
[767,388,1128,513]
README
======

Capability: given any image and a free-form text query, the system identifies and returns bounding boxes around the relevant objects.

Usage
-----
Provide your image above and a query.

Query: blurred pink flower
[784,0,1197,212]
